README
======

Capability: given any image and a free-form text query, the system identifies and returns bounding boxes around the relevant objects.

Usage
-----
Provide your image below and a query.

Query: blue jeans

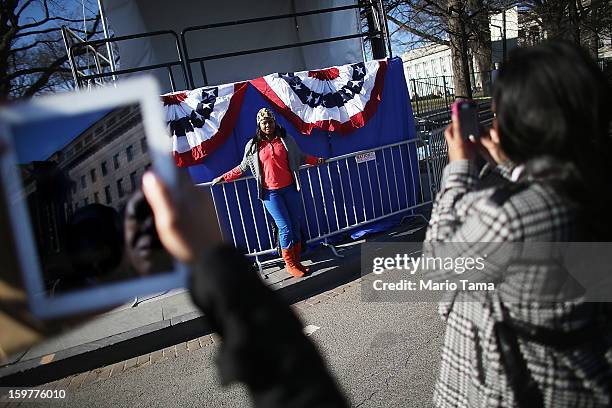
[262,184,302,250]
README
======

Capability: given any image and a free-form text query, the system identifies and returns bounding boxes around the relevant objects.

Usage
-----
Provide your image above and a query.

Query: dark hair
[493,40,612,239]
[248,121,286,154]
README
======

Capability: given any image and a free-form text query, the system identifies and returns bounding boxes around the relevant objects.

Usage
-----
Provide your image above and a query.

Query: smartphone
[451,99,480,140]
[0,76,188,319]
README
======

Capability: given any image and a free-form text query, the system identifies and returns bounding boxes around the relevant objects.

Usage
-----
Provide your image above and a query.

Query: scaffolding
[63,1,392,91]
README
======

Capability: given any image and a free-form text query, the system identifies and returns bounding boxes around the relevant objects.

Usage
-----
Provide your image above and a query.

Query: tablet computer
[0,76,188,319]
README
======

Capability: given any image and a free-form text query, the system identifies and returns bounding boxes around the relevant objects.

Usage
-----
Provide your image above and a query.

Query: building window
[94,192,99,203]
[101,161,108,176]
[83,198,88,206]
[113,154,120,169]
[105,186,112,204]
[126,145,134,162]
[140,137,148,154]
[130,171,137,192]
[117,178,124,198]
[80,175,86,189]
[72,182,77,194]
[90,168,96,183]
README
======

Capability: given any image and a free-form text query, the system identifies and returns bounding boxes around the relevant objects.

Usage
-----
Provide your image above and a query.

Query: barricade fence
[425,127,450,194]
[196,132,449,274]
[409,71,494,118]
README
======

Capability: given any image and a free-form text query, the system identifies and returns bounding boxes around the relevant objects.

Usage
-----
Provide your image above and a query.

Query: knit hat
[256,108,275,125]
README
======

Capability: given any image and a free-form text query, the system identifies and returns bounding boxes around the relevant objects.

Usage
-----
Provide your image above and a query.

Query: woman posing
[212,108,325,278]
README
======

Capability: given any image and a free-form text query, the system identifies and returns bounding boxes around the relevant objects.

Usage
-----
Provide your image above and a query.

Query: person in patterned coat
[426,41,612,407]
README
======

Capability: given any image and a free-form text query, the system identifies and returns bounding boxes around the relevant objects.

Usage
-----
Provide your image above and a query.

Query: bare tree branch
[16,0,36,17]
[20,16,98,31]
[9,39,60,54]
[387,14,450,45]
[8,64,72,80]
[22,55,71,98]
[1,1,102,99]
[14,26,63,38]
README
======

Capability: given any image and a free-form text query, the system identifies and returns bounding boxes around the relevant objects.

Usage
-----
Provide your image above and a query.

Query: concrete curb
[0,310,211,387]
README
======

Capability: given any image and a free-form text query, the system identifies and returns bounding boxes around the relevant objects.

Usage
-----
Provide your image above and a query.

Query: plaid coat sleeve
[425,160,516,243]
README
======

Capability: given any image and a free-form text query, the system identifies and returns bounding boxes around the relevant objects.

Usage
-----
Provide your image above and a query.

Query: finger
[479,128,496,150]
[142,172,175,236]
[477,130,499,164]
[451,110,461,140]
[443,124,453,143]
[489,126,501,145]
[143,172,196,262]
[479,135,494,150]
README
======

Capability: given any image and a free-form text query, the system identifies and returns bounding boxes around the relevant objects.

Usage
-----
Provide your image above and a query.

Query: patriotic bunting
[162,59,389,167]
[163,82,247,167]
[251,59,387,134]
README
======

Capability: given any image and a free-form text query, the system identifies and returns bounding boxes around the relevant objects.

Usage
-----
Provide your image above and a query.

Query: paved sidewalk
[0,219,427,387]
[23,278,366,399]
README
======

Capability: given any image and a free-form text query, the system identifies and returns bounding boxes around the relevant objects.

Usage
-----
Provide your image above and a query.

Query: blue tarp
[188,57,419,253]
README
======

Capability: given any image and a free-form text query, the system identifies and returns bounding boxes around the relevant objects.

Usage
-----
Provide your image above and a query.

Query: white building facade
[402,7,520,98]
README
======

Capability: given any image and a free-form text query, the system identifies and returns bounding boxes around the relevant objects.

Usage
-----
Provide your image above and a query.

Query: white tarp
[103,0,364,93]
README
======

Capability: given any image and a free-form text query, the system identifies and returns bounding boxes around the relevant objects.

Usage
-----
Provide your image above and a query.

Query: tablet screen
[9,103,174,297]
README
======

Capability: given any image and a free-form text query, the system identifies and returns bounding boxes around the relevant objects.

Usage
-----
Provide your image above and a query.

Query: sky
[12,109,109,164]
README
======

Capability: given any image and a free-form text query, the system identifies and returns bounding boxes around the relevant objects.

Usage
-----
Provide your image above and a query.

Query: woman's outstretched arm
[212,141,254,185]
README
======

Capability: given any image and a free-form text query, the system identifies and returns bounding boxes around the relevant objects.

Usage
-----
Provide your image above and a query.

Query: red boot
[281,247,304,278]
[293,241,310,274]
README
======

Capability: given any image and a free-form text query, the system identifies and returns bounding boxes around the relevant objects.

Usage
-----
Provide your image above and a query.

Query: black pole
[366,0,387,59]
[502,8,507,63]
[412,79,420,115]
[377,0,393,58]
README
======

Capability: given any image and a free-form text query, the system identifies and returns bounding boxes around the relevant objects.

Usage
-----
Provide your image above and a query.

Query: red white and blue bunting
[251,59,387,134]
[162,59,388,167]
[162,82,247,167]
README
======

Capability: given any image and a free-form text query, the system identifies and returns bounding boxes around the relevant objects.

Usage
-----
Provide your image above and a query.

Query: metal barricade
[196,136,448,274]
[425,127,449,195]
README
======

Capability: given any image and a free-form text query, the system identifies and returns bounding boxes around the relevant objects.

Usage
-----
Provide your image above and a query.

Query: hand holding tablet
[0,76,200,321]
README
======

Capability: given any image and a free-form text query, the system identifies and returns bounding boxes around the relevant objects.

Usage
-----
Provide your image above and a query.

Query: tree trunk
[578,2,600,60]
[448,0,472,98]
[468,0,492,96]
[580,27,599,60]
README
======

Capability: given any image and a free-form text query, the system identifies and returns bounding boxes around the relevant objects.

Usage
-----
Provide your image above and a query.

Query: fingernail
[142,172,156,189]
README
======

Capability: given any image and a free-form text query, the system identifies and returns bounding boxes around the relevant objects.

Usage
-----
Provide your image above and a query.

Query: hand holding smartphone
[451,99,480,140]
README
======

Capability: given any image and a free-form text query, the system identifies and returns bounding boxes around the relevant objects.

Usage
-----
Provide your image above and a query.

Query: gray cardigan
[236,133,312,199]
